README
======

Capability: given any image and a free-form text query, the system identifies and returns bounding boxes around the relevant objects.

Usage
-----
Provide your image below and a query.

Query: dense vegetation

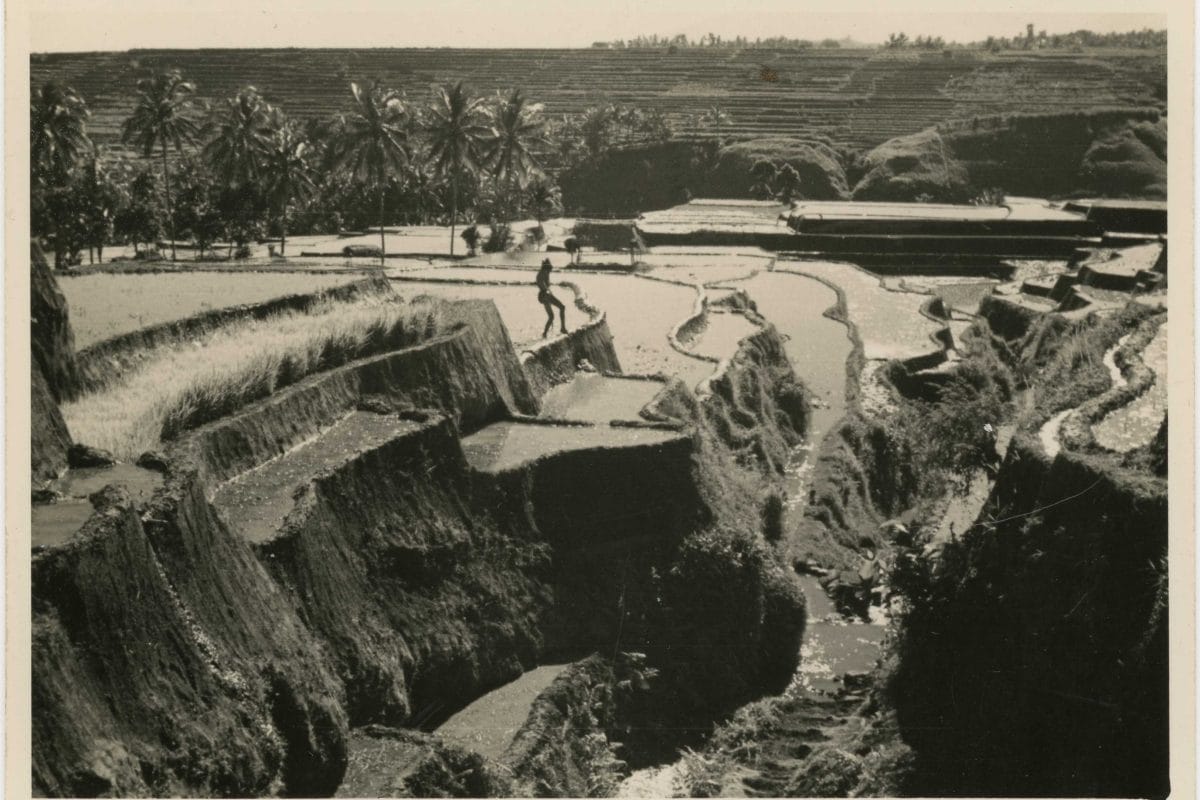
[31,72,575,266]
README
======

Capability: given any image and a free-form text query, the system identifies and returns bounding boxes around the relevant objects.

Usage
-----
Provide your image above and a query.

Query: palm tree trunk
[449,172,457,257]
[378,188,386,267]
[280,213,287,257]
[160,141,176,261]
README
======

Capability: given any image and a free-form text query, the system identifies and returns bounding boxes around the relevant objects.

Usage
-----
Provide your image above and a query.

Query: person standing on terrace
[536,258,567,337]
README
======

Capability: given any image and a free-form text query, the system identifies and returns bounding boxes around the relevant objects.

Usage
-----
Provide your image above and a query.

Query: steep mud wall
[699,325,810,473]
[31,243,80,400]
[33,365,72,483]
[890,435,1168,797]
[250,416,551,726]
[177,305,538,486]
[521,315,622,399]
[72,277,394,397]
[32,486,344,796]
[502,656,623,797]
[32,244,79,480]
[33,286,815,796]
[472,433,700,659]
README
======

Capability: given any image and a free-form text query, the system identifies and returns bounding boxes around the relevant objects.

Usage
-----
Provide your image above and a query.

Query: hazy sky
[27,1,1168,53]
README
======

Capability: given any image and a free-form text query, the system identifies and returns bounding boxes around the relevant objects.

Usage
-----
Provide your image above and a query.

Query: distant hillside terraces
[32,47,1165,160]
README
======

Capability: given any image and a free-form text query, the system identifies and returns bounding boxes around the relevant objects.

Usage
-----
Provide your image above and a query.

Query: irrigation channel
[385,258,886,792]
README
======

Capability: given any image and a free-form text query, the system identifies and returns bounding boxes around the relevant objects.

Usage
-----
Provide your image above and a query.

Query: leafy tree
[749,159,778,200]
[330,81,412,265]
[170,155,224,258]
[114,168,162,253]
[262,111,317,256]
[579,105,614,160]
[775,163,802,204]
[526,178,562,224]
[426,82,490,255]
[30,81,92,264]
[74,152,125,263]
[121,69,202,261]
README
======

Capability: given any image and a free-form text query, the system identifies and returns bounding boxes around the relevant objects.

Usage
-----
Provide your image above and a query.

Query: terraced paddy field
[1093,321,1168,452]
[461,422,683,473]
[392,265,714,385]
[31,464,163,548]
[539,374,665,424]
[777,259,945,362]
[389,279,556,347]
[33,48,1163,157]
[683,311,761,363]
[212,412,424,544]
[435,664,572,761]
[60,271,362,347]
[717,271,852,443]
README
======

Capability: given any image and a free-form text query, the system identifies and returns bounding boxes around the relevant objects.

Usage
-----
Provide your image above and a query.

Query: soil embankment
[32,255,815,797]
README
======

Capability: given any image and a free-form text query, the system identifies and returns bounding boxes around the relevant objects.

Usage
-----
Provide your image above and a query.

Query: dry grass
[63,295,444,460]
[60,271,362,348]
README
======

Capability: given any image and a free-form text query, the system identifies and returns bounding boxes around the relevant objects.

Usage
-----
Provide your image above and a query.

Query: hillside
[32,47,1165,160]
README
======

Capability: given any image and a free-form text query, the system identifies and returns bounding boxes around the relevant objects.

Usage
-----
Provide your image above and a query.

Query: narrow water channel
[618,270,874,796]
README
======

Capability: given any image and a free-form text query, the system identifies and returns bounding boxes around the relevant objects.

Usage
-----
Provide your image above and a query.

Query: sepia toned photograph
[12,1,1191,797]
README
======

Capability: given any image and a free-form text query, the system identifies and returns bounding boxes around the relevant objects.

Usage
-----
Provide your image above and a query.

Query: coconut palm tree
[330,81,411,265]
[262,111,317,257]
[483,89,547,222]
[202,87,273,189]
[121,70,202,260]
[426,82,490,255]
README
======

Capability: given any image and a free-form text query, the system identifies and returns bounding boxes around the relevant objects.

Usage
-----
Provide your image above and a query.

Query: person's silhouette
[536,258,567,337]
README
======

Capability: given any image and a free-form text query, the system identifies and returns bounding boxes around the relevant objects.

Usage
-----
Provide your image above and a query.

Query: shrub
[482,222,513,253]
[460,224,481,256]
[342,244,383,258]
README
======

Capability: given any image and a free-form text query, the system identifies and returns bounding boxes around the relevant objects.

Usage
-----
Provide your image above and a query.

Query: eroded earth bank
[31,233,1168,798]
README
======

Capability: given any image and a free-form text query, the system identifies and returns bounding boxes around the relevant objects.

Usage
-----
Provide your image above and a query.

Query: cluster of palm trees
[32,69,560,266]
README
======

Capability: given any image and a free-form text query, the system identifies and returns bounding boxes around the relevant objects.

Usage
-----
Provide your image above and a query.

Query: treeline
[31,68,718,267]
[591,34,845,49]
[596,27,1165,51]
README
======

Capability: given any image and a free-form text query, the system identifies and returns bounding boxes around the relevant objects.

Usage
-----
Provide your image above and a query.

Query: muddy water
[539,374,665,424]
[389,279,556,347]
[461,421,682,473]
[435,663,572,761]
[793,575,886,695]
[32,464,164,548]
[683,311,760,362]
[723,271,852,446]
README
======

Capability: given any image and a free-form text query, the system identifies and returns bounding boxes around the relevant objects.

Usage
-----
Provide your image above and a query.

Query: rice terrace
[26,13,1176,799]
